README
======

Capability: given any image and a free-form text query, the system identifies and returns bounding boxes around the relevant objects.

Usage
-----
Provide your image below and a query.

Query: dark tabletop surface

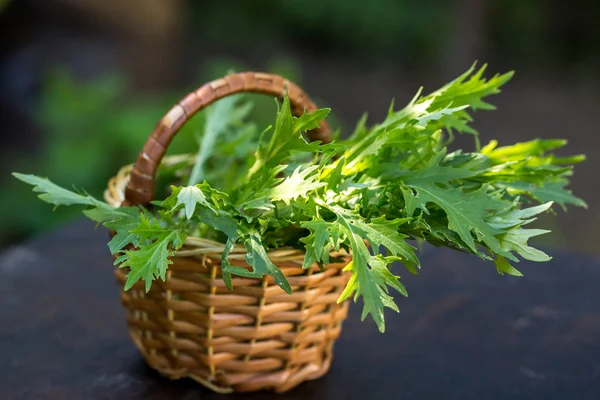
[1,219,599,400]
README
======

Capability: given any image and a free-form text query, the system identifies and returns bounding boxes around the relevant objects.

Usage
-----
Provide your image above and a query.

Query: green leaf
[197,208,239,239]
[345,215,419,270]
[482,138,569,162]
[247,92,331,178]
[221,231,292,294]
[221,238,237,290]
[82,204,139,223]
[334,213,405,333]
[12,172,137,223]
[341,63,514,174]
[487,202,553,230]
[504,180,587,210]
[106,219,140,254]
[369,254,408,297]
[301,219,332,268]
[270,165,326,205]
[175,185,214,218]
[400,155,508,255]
[498,228,551,262]
[117,214,186,291]
[315,205,412,332]
[162,183,228,219]
[494,254,523,277]
[337,242,387,330]
[292,107,332,135]
[426,63,514,113]
[188,95,253,186]
[13,173,98,206]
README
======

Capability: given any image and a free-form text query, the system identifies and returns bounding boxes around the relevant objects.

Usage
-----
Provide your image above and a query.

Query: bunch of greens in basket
[13,64,586,332]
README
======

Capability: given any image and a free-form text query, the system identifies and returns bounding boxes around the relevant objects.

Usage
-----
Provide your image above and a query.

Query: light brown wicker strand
[166,269,179,363]
[243,277,270,363]
[140,290,155,362]
[123,71,332,206]
[324,280,343,361]
[206,257,217,377]
[286,267,314,381]
[129,287,142,350]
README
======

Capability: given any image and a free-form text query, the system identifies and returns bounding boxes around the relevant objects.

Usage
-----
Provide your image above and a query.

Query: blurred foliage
[188,1,452,67]
[488,0,600,71]
[188,0,600,72]
[2,58,315,244]
[0,0,10,12]
[3,69,190,243]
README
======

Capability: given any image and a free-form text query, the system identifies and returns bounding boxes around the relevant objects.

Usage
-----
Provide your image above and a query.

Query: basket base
[127,326,341,393]
[115,259,351,394]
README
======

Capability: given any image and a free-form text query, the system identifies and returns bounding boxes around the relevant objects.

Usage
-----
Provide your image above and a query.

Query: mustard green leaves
[13,64,586,332]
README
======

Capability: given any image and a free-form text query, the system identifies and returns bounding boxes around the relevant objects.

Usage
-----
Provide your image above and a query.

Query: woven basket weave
[104,72,352,393]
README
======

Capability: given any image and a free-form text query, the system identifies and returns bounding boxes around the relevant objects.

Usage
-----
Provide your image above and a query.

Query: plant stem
[188,96,240,186]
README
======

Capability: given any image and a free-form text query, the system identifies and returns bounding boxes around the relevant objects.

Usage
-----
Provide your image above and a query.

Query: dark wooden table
[1,219,599,399]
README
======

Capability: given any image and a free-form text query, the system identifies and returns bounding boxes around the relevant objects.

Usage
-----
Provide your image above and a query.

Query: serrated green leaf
[110,212,187,291]
[221,238,237,290]
[487,202,553,230]
[300,219,331,268]
[498,228,551,262]
[164,185,215,219]
[119,230,186,291]
[482,138,568,162]
[247,92,331,179]
[345,215,419,270]
[504,180,587,210]
[197,208,239,239]
[494,254,523,277]
[270,165,326,205]
[221,231,291,294]
[82,204,139,223]
[369,254,408,297]
[12,172,133,223]
[106,219,140,254]
[13,173,97,206]
[400,156,509,255]
[329,207,411,333]
[336,217,390,332]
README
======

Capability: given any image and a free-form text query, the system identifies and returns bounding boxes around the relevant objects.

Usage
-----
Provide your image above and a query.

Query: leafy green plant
[13,64,586,332]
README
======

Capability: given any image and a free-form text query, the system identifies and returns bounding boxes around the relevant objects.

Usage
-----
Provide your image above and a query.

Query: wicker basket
[103,72,352,393]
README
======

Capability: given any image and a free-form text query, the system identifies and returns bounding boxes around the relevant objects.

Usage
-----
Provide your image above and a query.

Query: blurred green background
[0,0,598,253]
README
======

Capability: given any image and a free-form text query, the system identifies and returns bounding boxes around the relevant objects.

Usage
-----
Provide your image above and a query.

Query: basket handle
[124,72,332,206]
